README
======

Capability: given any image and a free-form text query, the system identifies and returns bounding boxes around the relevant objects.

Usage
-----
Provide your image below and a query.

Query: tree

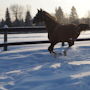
[25,10,32,26]
[55,7,65,24]
[10,4,23,21]
[0,19,5,27]
[86,11,90,25]
[69,6,79,24]
[10,4,24,27]
[5,8,12,27]
[12,18,20,27]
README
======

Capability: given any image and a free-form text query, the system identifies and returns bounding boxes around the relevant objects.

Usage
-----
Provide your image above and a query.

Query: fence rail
[0,38,90,47]
[0,27,90,51]
[0,26,46,34]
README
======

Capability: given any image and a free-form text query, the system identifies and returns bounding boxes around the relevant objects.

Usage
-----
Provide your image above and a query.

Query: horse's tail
[77,24,90,32]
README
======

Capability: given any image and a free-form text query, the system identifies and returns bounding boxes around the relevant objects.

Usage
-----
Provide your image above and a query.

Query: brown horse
[33,9,89,56]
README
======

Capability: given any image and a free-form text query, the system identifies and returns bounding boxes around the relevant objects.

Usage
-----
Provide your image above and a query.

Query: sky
[0,0,90,20]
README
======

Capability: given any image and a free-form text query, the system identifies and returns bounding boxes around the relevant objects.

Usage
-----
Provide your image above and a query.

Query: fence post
[3,25,8,51]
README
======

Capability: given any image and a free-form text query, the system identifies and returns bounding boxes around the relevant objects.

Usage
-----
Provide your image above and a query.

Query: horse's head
[33,9,44,24]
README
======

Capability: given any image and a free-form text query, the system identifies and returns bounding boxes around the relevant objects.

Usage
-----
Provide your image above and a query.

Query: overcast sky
[0,0,90,20]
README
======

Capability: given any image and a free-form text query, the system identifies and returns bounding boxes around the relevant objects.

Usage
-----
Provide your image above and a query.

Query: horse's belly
[48,34,66,42]
[48,31,79,43]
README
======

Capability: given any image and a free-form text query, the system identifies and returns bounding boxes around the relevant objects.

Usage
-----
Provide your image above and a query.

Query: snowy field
[0,31,90,90]
[0,31,90,43]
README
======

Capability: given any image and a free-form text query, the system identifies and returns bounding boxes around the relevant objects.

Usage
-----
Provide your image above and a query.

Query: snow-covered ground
[0,31,90,43]
[0,31,90,90]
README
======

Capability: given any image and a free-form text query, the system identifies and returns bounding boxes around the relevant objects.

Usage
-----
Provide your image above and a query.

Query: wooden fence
[0,26,46,34]
[0,26,90,51]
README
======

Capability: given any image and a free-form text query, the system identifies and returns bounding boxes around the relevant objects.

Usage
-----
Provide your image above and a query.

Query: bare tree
[85,11,90,25]
[87,11,90,18]
[10,4,24,21]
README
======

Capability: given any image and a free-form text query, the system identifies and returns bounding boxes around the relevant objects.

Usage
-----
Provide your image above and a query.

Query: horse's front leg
[48,43,56,55]
[61,42,65,46]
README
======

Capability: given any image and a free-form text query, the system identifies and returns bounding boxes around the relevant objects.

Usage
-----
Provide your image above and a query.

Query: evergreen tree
[25,10,32,26]
[5,8,12,27]
[13,18,20,27]
[19,19,24,26]
[1,19,5,27]
[69,6,79,24]
[55,7,65,24]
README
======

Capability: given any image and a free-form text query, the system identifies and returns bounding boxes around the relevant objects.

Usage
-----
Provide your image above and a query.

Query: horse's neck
[44,16,58,32]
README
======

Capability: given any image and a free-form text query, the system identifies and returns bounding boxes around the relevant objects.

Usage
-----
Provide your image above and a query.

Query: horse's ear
[37,9,40,12]
[40,8,43,12]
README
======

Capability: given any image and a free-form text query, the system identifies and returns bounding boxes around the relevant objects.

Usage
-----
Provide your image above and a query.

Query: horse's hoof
[51,52,57,57]
[51,52,56,55]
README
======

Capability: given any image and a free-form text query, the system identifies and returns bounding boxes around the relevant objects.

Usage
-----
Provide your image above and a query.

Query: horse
[33,9,90,56]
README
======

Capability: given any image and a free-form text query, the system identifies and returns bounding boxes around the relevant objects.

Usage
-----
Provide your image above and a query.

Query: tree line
[55,6,90,25]
[0,5,32,27]
[0,5,90,28]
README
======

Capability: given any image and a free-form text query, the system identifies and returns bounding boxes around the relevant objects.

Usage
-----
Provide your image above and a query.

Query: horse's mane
[43,11,58,23]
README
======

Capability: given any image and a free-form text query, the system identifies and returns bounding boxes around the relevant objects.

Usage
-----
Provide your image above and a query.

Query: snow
[0,31,90,43]
[0,33,48,44]
[0,32,90,90]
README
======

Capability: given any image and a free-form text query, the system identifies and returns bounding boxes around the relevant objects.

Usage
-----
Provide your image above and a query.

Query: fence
[0,26,90,51]
[0,26,46,34]
[0,26,46,51]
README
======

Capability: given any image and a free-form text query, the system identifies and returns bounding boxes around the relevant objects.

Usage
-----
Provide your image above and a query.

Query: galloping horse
[33,9,89,56]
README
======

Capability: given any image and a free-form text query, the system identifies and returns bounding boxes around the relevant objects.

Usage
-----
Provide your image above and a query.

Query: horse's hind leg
[63,41,74,56]
[63,47,70,56]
